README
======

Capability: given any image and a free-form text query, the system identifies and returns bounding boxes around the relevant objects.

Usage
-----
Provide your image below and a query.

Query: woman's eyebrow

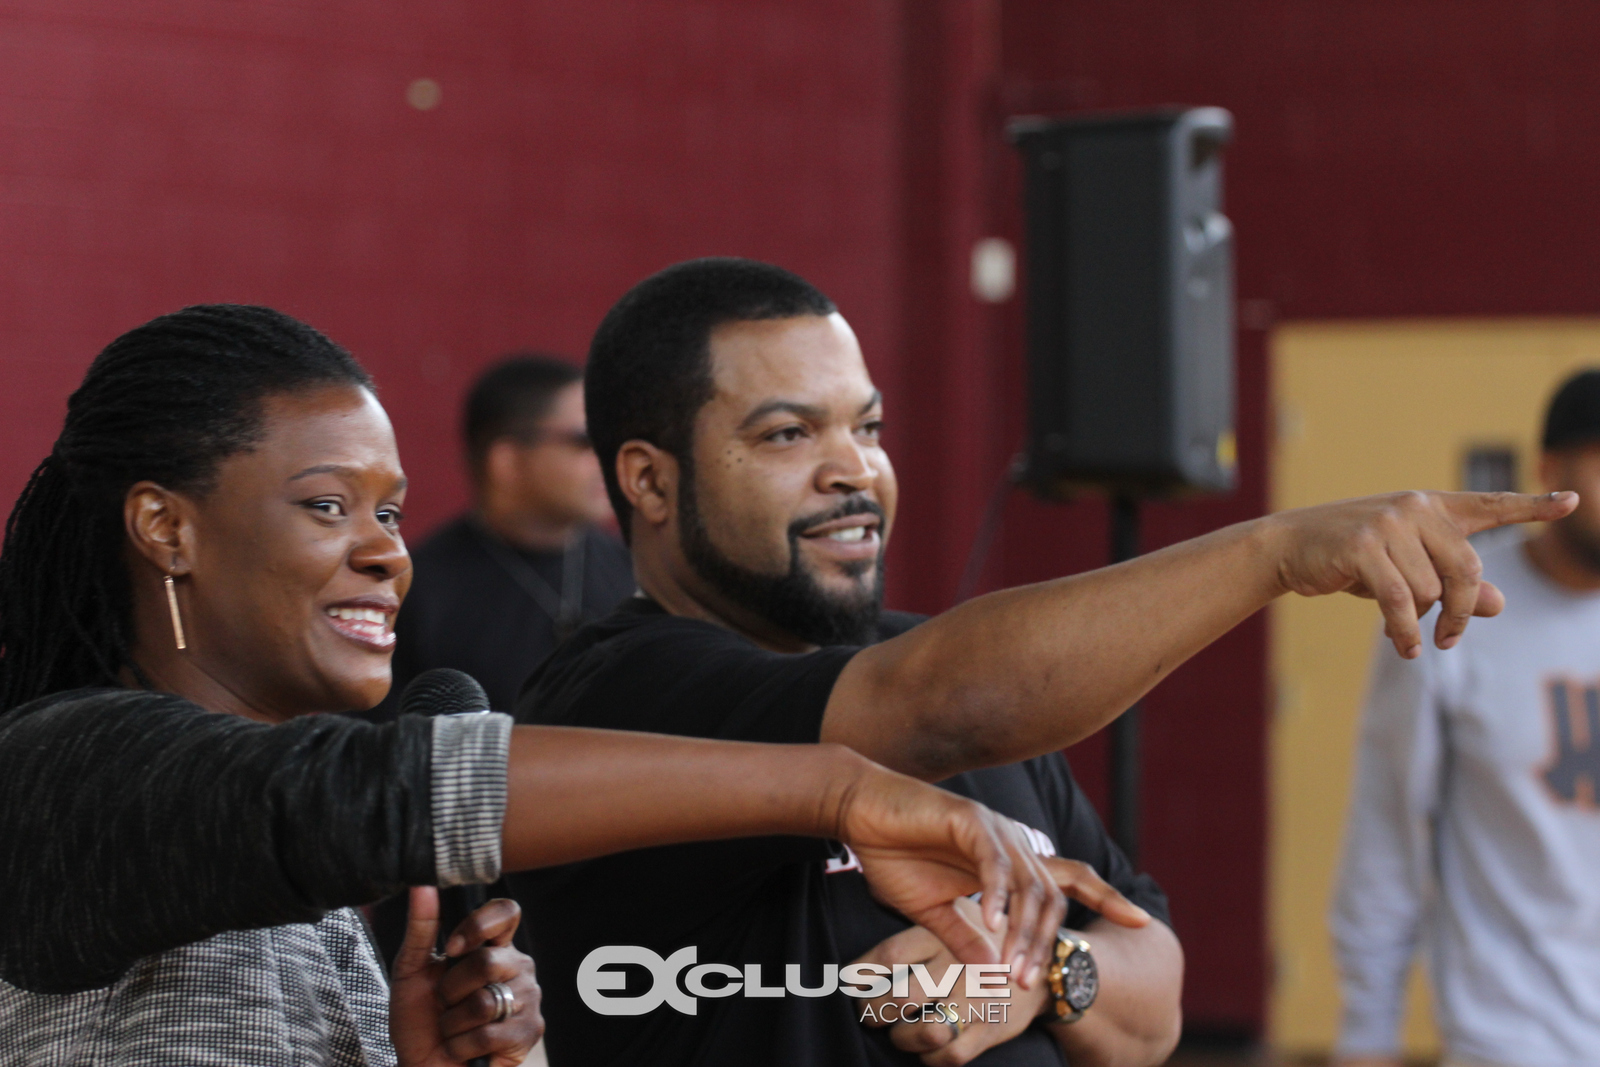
[287,463,359,482]
[286,464,408,493]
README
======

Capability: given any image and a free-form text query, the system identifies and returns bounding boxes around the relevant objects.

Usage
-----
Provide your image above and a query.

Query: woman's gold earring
[164,574,187,651]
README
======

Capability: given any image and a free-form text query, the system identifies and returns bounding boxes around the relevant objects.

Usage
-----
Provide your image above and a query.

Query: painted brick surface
[0,1,899,535]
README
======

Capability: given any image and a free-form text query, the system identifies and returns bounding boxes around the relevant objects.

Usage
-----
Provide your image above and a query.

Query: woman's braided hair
[0,304,372,710]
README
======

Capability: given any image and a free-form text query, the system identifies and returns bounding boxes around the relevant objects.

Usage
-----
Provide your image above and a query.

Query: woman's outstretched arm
[501,727,1149,980]
[0,690,1134,995]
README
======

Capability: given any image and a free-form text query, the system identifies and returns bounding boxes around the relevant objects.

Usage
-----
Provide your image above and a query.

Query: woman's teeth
[827,527,868,542]
[325,606,394,648]
[327,607,388,625]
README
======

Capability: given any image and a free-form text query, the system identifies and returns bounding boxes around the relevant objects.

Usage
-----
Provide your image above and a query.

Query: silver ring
[485,980,515,1023]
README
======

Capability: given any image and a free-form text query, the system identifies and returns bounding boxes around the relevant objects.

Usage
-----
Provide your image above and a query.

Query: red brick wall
[0,0,903,536]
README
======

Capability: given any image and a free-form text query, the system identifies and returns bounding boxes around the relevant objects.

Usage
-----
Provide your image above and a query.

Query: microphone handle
[460,883,490,1067]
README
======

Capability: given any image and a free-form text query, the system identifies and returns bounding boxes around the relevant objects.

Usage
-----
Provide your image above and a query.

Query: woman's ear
[615,440,678,532]
[123,481,195,576]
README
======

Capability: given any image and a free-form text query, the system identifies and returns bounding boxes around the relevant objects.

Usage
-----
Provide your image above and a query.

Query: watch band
[1041,931,1097,1023]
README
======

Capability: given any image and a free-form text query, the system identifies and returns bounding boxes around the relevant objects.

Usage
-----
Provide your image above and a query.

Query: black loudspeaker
[1010,108,1236,498]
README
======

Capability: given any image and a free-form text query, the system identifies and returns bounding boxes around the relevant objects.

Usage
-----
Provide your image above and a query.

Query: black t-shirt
[508,599,1169,1067]
[373,516,635,716]
[364,516,634,967]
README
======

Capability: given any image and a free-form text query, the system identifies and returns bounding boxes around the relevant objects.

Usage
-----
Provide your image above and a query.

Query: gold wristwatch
[1041,931,1097,1023]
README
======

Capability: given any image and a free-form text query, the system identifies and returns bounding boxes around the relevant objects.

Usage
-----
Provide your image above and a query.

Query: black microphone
[398,667,491,717]
[398,668,494,1067]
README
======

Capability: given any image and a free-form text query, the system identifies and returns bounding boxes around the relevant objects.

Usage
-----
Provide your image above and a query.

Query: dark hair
[462,353,583,476]
[0,304,373,710]
[585,257,836,534]
[1543,369,1600,451]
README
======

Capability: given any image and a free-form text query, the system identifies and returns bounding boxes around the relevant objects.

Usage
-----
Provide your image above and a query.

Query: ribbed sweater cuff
[431,712,512,887]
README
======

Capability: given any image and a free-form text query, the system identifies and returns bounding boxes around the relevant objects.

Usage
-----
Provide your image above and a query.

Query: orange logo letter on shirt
[1542,679,1600,809]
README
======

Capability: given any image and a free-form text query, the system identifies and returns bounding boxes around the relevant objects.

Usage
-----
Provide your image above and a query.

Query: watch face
[1063,949,1098,1012]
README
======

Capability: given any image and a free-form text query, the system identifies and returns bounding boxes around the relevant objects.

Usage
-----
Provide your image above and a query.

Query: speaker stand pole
[1109,493,1142,866]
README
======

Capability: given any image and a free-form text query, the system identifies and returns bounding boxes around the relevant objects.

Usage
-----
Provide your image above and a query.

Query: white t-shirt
[1333,537,1600,1067]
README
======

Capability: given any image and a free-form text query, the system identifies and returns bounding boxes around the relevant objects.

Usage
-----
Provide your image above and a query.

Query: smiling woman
[0,305,1103,1067]
[122,385,411,721]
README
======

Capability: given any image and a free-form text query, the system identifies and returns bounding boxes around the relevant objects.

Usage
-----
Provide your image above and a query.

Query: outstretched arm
[501,726,1149,981]
[0,688,1138,994]
[823,491,1575,780]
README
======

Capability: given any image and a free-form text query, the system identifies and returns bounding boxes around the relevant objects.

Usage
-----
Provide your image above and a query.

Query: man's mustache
[787,496,886,540]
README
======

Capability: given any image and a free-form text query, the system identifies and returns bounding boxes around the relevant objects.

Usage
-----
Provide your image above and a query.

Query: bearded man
[503,258,1570,1067]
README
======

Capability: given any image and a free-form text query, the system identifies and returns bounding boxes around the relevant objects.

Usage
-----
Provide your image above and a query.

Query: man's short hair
[585,257,837,534]
[1544,369,1600,452]
[463,353,583,475]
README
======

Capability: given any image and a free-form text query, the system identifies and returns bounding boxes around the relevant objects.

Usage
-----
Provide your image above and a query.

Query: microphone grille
[398,668,491,718]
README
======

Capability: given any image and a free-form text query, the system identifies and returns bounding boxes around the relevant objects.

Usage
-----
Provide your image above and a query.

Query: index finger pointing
[1448,490,1576,535]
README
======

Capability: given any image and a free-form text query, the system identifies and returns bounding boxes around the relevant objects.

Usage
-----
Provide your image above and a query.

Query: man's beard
[1555,514,1600,575]
[678,464,885,647]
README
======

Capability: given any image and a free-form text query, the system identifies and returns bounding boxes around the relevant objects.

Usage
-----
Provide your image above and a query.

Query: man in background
[367,355,635,975]
[1333,371,1600,1067]
[377,354,635,716]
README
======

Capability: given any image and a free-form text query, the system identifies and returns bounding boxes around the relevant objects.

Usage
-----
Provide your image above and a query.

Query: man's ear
[615,440,678,530]
[124,481,195,576]
[482,438,525,494]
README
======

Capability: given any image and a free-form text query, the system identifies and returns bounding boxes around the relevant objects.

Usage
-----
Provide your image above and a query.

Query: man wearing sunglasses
[365,355,637,973]
[377,353,636,717]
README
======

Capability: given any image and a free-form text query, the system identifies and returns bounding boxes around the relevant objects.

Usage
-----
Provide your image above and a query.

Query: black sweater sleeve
[0,688,438,994]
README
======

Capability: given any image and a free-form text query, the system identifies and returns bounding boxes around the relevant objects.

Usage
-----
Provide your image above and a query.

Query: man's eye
[859,420,884,439]
[307,500,345,518]
[378,507,404,527]
[768,426,807,443]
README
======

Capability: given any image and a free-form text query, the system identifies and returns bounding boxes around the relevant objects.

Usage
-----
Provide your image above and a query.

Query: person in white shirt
[1334,370,1600,1067]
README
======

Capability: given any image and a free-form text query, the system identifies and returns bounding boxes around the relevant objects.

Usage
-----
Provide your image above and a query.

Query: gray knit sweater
[0,688,511,1065]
